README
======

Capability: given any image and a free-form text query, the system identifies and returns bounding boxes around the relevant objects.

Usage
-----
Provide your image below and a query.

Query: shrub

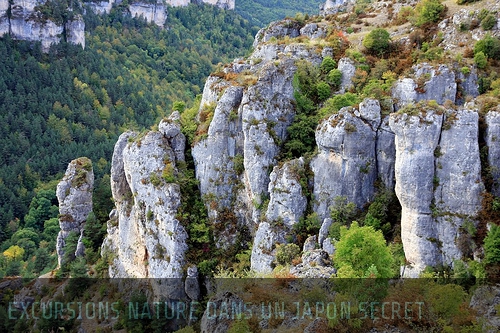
[484,224,500,264]
[327,69,342,88]
[320,56,337,73]
[316,81,331,102]
[334,222,395,278]
[474,35,500,60]
[275,243,301,266]
[362,28,391,56]
[318,93,361,118]
[474,51,487,69]
[414,0,446,27]
[481,13,497,31]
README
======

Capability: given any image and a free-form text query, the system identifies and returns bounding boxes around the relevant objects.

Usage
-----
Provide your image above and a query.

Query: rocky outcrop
[392,63,459,110]
[0,0,9,36]
[2,0,85,51]
[129,1,167,27]
[65,15,85,49]
[250,158,307,272]
[101,112,188,284]
[289,235,336,278]
[192,30,322,249]
[320,0,355,15]
[312,101,380,220]
[196,0,235,10]
[390,105,484,277]
[56,157,94,268]
[86,0,116,15]
[390,108,444,277]
[434,109,483,265]
[485,110,500,197]
[337,57,356,93]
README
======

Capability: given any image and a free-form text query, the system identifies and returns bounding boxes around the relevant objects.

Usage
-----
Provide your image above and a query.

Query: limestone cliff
[56,157,94,268]
[0,0,85,52]
[101,2,498,281]
[389,105,484,277]
[129,1,167,27]
[102,112,188,283]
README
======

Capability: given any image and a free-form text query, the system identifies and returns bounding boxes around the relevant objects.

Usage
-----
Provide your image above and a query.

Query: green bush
[334,222,395,278]
[316,81,331,102]
[474,35,500,60]
[318,93,361,118]
[481,13,497,31]
[275,243,301,266]
[327,69,342,88]
[362,28,391,55]
[474,51,487,69]
[320,56,337,73]
[484,224,500,264]
[415,0,446,27]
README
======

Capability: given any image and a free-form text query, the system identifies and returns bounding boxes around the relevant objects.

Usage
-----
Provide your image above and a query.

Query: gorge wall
[102,5,500,279]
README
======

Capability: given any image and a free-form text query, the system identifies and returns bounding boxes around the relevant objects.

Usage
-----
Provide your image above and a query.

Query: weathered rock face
[434,109,483,265]
[320,0,355,15]
[390,107,483,277]
[392,63,459,110]
[56,157,94,268]
[101,113,188,282]
[2,0,85,51]
[485,110,500,197]
[250,158,307,272]
[65,15,85,49]
[192,27,322,249]
[86,0,116,15]
[0,0,9,36]
[129,1,167,27]
[312,102,380,220]
[337,57,356,93]
[390,110,444,277]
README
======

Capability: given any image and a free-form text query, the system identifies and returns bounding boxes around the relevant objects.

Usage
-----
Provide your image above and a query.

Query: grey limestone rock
[312,106,378,220]
[289,249,336,278]
[185,266,200,301]
[129,1,167,27]
[434,109,484,266]
[377,115,396,189]
[65,15,86,49]
[302,235,317,252]
[390,109,443,277]
[392,63,457,110]
[250,158,307,273]
[253,19,301,47]
[338,57,356,93]
[56,157,94,268]
[265,158,307,229]
[389,107,483,276]
[0,0,9,36]
[300,23,327,39]
[485,110,500,196]
[101,117,188,288]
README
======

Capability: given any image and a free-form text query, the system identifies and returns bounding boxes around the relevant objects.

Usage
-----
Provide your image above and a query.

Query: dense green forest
[236,0,325,27]
[0,4,258,277]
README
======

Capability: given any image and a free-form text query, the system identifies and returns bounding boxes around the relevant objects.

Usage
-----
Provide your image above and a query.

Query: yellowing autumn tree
[3,245,25,261]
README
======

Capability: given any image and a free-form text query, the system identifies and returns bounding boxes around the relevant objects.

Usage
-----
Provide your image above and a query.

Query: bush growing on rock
[414,0,446,27]
[334,222,395,278]
[362,28,391,56]
[275,243,301,266]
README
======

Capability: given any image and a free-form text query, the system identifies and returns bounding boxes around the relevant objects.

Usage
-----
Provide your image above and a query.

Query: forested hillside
[0,4,258,276]
[236,0,325,26]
